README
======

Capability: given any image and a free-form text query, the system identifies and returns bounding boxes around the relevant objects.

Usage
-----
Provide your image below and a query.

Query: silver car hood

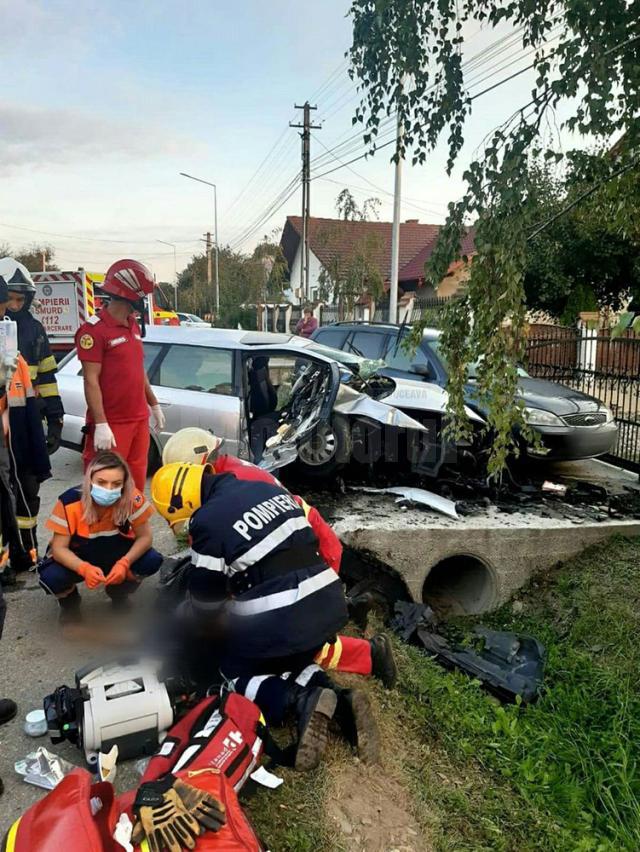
[333,383,427,432]
[381,378,485,425]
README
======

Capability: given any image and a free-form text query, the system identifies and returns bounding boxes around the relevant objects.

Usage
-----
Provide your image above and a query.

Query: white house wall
[284,244,326,303]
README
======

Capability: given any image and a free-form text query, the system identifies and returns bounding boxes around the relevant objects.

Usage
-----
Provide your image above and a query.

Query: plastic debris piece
[14,747,77,790]
[114,813,134,852]
[98,744,118,783]
[350,485,459,519]
[250,766,284,789]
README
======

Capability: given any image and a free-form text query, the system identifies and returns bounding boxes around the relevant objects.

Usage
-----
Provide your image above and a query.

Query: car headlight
[524,407,564,427]
[600,406,615,423]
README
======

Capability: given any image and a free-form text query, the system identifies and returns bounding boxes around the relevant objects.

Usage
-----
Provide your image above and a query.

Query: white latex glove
[94,422,116,451]
[150,404,166,432]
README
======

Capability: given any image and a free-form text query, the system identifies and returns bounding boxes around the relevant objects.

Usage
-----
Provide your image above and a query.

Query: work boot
[0,565,17,588]
[370,633,398,689]
[347,591,375,631]
[0,699,17,726]
[334,688,380,765]
[58,587,82,625]
[294,686,338,772]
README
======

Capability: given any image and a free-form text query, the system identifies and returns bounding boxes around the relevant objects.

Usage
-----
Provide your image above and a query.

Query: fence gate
[526,325,640,472]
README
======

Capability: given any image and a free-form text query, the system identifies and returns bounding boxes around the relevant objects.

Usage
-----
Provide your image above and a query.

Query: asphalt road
[0,447,177,833]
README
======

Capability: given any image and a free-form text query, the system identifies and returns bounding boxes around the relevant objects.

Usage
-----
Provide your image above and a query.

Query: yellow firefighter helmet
[151,462,211,529]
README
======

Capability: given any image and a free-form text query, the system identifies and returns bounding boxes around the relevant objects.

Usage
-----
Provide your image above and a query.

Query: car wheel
[296,415,352,478]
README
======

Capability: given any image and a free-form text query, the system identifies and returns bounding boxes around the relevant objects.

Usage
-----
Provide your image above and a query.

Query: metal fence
[525,327,640,471]
[318,296,453,327]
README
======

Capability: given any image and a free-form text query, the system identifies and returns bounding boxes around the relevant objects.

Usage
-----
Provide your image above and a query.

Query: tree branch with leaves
[348,0,640,476]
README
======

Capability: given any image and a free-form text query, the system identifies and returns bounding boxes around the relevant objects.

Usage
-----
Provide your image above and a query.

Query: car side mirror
[410,363,433,378]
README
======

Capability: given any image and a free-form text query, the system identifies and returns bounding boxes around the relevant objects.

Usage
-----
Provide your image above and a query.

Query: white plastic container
[24,709,48,737]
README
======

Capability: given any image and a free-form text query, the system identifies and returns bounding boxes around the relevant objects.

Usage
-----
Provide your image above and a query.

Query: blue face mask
[91,483,122,507]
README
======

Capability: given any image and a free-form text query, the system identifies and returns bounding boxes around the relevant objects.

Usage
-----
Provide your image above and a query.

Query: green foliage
[317,226,385,315]
[335,187,381,221]
[524,158,640,322]
[317,189,385,315]
[176,239,288,327]
[400,535,640,850]
[0,241,59,271]
[348,0,640,475]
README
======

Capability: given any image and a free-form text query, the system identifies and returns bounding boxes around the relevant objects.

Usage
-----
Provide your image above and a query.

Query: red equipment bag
[117,768,267,852]
[1,769,117,852]
[141,693,266,792]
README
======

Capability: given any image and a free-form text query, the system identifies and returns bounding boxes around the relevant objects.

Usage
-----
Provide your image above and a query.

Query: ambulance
[31,268,180,355]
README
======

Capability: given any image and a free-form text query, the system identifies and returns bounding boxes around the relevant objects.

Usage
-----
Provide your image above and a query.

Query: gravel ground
[0,447,176,833]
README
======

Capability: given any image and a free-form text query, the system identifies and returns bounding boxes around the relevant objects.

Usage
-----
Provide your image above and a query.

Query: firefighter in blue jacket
[0,258,61,572]
[152,462,380,772]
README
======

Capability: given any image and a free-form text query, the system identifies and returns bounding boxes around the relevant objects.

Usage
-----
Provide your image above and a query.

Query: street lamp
[179,172,219,320]
[156,240,178,311]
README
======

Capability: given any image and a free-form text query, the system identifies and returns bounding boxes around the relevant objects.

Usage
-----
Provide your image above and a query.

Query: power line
[309,56,543,183]
[228,173,302,251]
[0,221,199,245]
[527,158,640,241]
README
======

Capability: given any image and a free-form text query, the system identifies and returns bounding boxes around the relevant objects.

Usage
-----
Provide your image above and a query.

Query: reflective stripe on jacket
[0,355,51,481]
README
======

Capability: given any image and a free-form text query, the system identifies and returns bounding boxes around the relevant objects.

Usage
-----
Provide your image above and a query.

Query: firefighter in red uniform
[161,427,397,687]
[75,259,165,491]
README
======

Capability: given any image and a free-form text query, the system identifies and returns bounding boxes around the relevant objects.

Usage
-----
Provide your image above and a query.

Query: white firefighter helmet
[161,427,225,466]
[0,258,35,292]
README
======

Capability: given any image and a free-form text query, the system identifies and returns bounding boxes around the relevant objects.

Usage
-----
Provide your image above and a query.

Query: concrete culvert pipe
[422,554,497,616]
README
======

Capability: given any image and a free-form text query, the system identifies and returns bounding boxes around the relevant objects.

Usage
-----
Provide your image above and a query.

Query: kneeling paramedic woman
[39,451,163,622]
[152,462,380,771]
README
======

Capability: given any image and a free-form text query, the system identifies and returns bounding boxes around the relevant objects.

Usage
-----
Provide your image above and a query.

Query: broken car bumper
[525,421,619,461]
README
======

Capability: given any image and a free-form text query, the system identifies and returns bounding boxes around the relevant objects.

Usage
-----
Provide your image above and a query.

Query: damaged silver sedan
[57,327,483,479]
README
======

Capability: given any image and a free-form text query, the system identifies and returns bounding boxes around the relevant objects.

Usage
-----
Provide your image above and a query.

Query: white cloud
[0,102,185,170]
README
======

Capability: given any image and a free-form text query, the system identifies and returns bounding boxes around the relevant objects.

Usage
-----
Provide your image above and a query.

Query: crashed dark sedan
[312,323,618,461]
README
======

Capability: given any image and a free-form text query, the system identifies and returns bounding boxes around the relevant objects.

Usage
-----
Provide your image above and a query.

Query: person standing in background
[295,307,318,338]
[0,259,56,572]
[75,259,165,491]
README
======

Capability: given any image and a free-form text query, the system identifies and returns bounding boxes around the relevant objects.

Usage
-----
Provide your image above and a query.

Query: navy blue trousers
[38,547,163,596]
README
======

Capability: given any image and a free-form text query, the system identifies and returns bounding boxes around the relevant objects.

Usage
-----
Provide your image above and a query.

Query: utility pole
[291,102,321,303]
[41,250,46,272]
[204,231,212,321]
[389,104,404,325]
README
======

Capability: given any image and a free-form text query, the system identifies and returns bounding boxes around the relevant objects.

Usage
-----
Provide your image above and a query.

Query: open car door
[242,349,340,473]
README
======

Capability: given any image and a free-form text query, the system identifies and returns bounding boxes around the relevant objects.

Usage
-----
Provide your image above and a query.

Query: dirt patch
[327,761,427,851]
[326,670,433,851]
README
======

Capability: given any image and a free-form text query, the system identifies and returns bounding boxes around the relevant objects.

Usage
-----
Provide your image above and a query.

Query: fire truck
[31,269,179,355]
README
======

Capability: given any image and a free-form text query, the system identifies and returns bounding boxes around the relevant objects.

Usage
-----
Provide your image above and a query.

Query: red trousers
[315,635,372,676]
[83,419,150,491]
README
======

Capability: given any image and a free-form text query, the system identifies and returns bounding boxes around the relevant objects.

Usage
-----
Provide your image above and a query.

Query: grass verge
[244,534,640,851]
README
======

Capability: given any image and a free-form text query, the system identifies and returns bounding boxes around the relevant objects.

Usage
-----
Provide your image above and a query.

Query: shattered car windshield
[304,341,388,379]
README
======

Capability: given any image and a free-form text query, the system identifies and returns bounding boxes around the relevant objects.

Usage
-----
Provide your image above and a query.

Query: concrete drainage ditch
[332,491,640,616]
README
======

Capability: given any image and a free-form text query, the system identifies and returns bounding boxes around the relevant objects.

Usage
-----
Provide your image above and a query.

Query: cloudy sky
[0,0,575,282]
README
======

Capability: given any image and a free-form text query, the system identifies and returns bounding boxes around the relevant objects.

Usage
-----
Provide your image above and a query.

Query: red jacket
[213,454,342,572]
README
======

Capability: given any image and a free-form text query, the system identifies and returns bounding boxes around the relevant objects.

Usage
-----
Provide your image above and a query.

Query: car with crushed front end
[312,322,618,462]
[56,327,483,480]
